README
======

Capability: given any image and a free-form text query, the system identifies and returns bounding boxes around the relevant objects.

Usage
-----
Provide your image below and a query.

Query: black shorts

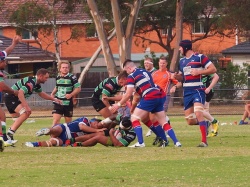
[91,97,114,112]
[4,94,21,114]
[206,91,214,102]
[52,103,73,117]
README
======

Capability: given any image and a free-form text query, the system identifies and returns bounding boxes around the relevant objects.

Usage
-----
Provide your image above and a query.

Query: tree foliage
[217,62,250,100]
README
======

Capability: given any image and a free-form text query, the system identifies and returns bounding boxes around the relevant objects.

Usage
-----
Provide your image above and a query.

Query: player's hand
[65,93,73,99]
[96,128,107,132]
[190,69,200,76]
[109,128,115,135]
[13,35,22,44]
[205,88,211,94]
[54,98,62,105]
[110,104,119,113]
[170,86,176,94]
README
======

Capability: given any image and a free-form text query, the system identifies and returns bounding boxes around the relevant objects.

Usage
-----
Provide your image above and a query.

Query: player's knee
[194,106,204,113]
[19,107,30,117]
[131,114,141,122]
[185,113,197,125]
[50,138,60,146]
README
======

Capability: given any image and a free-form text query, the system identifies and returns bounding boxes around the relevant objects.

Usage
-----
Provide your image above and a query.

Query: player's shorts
[205,91,214,102]
[137,95,166,113]
[183,89,205,110]
[52,103,73,117]
[56,123,79,143]
[106,137,114,146]
[91,96,114,112]
[4,94,21,114]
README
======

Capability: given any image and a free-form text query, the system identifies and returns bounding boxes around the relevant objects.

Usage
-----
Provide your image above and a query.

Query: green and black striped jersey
[202,74,214,93]
[11,76,42,98]
[55,73,80,105]
[92,77,122,100]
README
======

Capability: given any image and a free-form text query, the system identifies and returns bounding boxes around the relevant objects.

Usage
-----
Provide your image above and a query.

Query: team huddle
[0,37,220,151]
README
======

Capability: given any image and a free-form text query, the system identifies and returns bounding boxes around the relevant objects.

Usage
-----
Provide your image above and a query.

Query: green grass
[1,115,250,187]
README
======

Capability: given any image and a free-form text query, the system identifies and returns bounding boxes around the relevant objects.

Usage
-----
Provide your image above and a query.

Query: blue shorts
[137,96,166,113]
[56,123,81,143]
[183,89,205,110]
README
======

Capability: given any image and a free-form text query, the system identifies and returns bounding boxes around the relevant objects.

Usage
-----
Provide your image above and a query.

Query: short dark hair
[118,70,128,79]
[36,68,49,76]
[121,116,132,128]
[123,59,133,68]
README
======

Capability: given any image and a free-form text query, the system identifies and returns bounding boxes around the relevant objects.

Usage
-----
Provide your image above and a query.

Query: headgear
[179,40,192,56]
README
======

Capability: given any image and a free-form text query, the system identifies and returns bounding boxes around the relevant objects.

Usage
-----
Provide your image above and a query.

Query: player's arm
[50,87,57,97]
[5,35,21,55]
[109,128,124,147]
[0,82,18,96]
[110,86,134,113]
[206,73,219,93]
[65,87,81,100]
[170,82,182,94]
[79,123,106,133]
[38,92,61,104]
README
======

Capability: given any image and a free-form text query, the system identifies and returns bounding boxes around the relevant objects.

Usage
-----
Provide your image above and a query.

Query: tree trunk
[170,0,184,72]
[87,0,118,76]
[78,29,117,85]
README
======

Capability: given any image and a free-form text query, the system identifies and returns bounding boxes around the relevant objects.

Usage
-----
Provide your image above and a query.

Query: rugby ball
[114,129,122,139]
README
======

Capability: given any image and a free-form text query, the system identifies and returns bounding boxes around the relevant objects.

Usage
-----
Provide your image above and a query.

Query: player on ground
[65,116,136,147]
[25,117,106,147]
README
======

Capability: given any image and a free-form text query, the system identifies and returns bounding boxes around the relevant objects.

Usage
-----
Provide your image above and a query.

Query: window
[22,30,34,39]
[85,24,98,38]
[192,21,205,34]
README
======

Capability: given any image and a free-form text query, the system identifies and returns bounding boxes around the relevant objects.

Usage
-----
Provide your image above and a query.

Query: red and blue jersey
[127,68,163,99]
[57,117,91,142]
[179,53,212,90]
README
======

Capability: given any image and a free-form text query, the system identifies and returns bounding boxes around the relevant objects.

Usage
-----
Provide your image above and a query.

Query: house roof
[221,41,250,55]
[0,0,92,26]
[0,35,55,63]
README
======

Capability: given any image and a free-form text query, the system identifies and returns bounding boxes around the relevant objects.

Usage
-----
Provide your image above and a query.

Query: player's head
[58,61,70,75]
[144,57,154,71]
[117,70,128,86]
[36,68,49,84]
[0,51,7,70]
[89,118,102,129]
[123,59,136,74]
[179,40,192,56]
[119,116,132,130]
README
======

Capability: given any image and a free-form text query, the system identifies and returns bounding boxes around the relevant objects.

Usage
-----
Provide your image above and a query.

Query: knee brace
[131,114,141,121]
[194,106,204,113]
[50,138,60,146]
[19,107,26,115]
[185,113,196,120]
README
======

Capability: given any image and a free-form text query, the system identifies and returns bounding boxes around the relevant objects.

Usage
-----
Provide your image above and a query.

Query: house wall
[1,24,236,60]
[231,55,250,67]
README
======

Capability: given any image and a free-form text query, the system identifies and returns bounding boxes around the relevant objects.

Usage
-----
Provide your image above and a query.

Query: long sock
[153,121,168,141]
[199,121,207,143]
[132,120,144,144]
[7,128,15,140]
[145,120,158,136]
[31,142,41,147]
[163,123,178,144]
[1,121,7,141]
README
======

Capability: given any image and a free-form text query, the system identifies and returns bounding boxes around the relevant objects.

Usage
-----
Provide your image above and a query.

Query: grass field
[1,115,250,187]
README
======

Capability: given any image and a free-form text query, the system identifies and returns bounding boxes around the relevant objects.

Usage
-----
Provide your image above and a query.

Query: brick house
[0,1,237,76]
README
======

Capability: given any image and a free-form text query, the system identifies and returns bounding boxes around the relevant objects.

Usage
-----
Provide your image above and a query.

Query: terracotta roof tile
[0,0,91,25]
